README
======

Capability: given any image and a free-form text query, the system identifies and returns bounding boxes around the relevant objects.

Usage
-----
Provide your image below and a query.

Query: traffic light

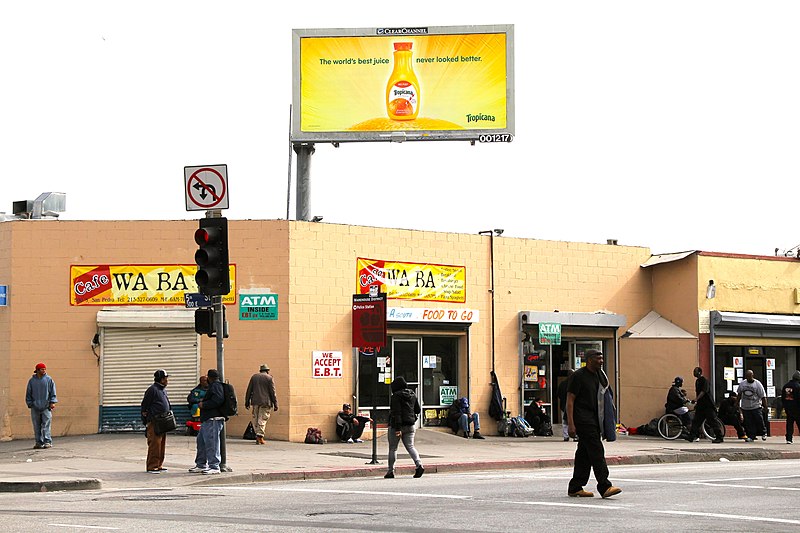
[195,308,215,336]
[194,217,230,296]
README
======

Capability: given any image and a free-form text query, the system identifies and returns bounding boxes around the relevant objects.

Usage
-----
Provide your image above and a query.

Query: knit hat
[35,363,46,371]
[793,370,800,381]
[207,369,219,379]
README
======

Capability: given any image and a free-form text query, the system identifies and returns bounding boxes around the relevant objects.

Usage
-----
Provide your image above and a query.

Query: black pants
[568,423,611,495]
[689,404,723,440]
[743,408,765,439]
[719,413,745,439]
[336,416,369,441]
[785,408,800,442]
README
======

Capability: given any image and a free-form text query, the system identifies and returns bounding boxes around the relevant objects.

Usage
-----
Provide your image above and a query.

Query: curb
[0,478,102,493]
[192,449,800,486]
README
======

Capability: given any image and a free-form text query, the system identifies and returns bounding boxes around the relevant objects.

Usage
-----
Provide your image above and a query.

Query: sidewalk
[1,429,798,492]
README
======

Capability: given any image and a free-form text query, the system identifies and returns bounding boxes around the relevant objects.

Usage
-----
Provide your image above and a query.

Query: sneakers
[255,436,265,445]
[146,469,162,474]
[761,435,767,441]
[384,472,394,479]
[188,466,207,473]
[473,432,485,440]
[157,467,168,471]
[33,443,43,449]
[202,469,221,475]
[346,438,354,444]
[354,439,364,443]
[602,486,622,499]
[563,437,570,442]
[463,433,470,439]
[787,440,793,445]
[745,437,753,442]
[414,466,425,478]
[568,489,594,498]
[711,438,724,444]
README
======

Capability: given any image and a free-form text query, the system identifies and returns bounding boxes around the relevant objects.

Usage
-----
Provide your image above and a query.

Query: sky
[2,1,799,256]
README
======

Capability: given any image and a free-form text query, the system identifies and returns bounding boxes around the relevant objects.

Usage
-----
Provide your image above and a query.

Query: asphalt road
[1,459,799,532]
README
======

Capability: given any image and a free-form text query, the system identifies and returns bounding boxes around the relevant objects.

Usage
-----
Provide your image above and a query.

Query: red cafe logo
[358,261,385,293]
[73,266,112,304]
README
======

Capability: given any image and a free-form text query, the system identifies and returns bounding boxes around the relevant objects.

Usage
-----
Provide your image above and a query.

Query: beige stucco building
[1,219,799,442]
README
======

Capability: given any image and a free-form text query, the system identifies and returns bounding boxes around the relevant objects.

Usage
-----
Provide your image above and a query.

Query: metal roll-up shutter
[100,327,198,432]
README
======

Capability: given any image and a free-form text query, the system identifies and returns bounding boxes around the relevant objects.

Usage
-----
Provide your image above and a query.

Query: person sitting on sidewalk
[447,397,484,439]
[336,403,371,443]
[524,396,550,435]
[718,390,746,440]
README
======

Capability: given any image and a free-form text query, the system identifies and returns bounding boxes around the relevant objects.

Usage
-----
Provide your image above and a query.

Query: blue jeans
[459,412,480,434]
[31,408,52,445]
[196,418,223,470]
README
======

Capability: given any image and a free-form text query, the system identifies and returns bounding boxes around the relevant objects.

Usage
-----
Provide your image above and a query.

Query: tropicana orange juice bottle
[386,42,420,120]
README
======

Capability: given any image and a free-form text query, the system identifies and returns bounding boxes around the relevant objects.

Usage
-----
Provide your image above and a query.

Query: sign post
[353,289,387,464]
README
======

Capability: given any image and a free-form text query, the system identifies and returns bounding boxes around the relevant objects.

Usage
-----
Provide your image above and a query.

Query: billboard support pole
[293,143,315,221]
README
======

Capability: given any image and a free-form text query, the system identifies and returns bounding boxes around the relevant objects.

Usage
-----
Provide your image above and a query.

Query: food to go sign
[312,351,342,378]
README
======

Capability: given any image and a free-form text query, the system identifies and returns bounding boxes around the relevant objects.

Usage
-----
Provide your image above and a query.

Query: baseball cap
[35,363,46,371]
[586,349,603,359]
[207,369,219,379]
[342,403,351,410]
[153,369,169,381]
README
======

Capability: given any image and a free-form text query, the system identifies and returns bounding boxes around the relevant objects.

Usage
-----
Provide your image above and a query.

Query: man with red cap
[25,362,58,449]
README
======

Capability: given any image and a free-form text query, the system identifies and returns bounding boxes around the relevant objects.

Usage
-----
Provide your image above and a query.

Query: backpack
[510,415,535,437]
[220,381,238,417]
[305,427,324,444]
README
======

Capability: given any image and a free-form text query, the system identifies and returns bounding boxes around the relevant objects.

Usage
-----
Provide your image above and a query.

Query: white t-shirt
[738,379,766,411]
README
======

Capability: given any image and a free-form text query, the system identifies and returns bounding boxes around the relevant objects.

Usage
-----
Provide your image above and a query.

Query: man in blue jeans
[190,369,225,475]
[26,362,58,449]
[447,397,485,439]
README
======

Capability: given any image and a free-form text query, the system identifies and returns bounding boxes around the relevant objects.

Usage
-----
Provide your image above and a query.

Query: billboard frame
[291,24,515,144]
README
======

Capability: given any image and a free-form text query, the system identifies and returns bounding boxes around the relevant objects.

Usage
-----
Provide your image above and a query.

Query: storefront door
[392,338,421,399]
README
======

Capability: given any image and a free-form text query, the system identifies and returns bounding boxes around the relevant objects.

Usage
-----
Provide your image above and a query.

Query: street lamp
[478,229,504,371]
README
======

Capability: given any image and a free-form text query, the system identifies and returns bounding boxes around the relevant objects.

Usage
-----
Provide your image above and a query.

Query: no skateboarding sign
[184,164,229,211]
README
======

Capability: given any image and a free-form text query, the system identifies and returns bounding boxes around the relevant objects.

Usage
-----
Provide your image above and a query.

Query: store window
[357,335,461,427]
[714,345,800,418]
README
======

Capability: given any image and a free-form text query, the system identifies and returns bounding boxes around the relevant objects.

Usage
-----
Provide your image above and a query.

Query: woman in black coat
[385,376,424,479]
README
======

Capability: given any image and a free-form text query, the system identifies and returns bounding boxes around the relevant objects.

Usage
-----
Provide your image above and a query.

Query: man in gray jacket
[244,363,278,445]
[25,362,58,449]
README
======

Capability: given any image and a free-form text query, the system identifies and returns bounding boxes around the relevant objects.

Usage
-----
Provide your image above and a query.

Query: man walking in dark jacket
[244,363,278,445]
[781,371,800,444]
[140,369,171,473]
[190,369,225,475]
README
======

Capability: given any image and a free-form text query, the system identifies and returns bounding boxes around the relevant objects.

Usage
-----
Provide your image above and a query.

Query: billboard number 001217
[479,134,513,143]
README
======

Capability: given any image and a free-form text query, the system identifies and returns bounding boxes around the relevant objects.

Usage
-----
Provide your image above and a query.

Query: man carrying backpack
[190,369,225,475]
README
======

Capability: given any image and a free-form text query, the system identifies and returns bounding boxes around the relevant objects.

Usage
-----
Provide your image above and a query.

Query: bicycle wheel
[658,414,683,440]
[702,419,722,440]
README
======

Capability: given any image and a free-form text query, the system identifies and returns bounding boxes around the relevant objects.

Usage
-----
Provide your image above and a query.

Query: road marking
[48,525,121,530]
[612,477,800,491]
[223,487,470,500]
[652,510,800,526]
[220,486,623,509]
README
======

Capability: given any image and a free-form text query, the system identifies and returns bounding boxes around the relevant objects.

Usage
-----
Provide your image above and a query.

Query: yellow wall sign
[356,258,466,303]
[292,25,514,142]
[70,265,236,306]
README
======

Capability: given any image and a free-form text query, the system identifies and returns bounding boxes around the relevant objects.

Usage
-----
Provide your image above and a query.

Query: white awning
[624,311,695,339]
[640,250,696,268]
[97,308,195,328]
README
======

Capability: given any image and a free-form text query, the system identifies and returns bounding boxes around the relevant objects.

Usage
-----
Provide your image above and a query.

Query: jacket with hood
[389,377,420,429]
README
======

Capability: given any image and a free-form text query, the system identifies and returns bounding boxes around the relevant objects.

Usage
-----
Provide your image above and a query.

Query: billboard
[291,25,514,143]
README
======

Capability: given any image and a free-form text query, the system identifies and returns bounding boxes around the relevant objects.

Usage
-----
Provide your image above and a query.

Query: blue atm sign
[0,285,7,306]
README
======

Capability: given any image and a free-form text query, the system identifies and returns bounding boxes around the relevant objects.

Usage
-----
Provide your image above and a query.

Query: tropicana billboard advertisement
[291,25,514,143]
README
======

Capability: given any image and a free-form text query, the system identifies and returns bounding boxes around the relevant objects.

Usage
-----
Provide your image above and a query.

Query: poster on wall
[356,257,466,303]
[70,264,236,306]
[312,351,343,378]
